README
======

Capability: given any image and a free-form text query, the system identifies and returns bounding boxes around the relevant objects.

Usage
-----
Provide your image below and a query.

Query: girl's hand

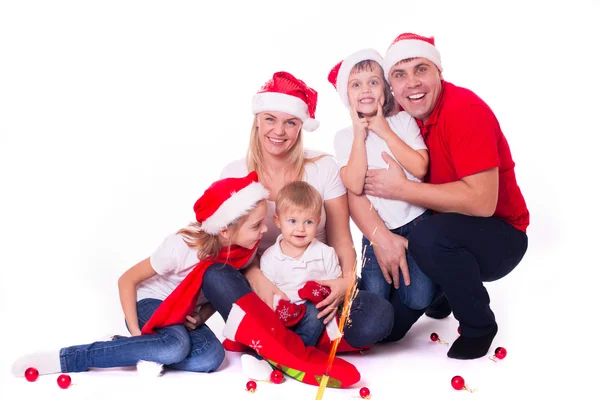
[315,276,351,324]
[366,103,392,141]
[129,327,142,337]
[184,312,203,330]
[350,105,368,141]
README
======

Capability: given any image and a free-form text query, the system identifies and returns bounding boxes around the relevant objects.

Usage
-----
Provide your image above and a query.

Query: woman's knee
[346,292,394,348]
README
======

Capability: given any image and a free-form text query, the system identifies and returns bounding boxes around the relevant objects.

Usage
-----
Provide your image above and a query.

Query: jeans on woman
[59,298,225,373]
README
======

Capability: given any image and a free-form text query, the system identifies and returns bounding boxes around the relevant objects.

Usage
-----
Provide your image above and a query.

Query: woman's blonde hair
[247,115,326,183]
[351,60,397,118]
[275,181,322,218]
[175,206,257,261]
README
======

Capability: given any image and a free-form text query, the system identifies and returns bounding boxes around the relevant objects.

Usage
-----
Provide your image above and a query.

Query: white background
[1,1,598,399]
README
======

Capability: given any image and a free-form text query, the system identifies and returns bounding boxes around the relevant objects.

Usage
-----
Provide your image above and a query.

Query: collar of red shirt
[415,80,447,137]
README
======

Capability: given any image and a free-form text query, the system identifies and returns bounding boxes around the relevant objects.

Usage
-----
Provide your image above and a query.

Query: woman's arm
[316,194,356,323]
[117,257,157,336]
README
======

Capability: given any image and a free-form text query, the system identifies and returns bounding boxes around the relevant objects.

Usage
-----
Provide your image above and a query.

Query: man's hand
[364,151,409,200]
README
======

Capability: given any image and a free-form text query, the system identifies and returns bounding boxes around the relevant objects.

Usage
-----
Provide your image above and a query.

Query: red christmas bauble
[246,380,257,392]
[430,332,439,342]
[457,326,461,335]
[495,347,507,359]
[24,367,39,382]
[451,375,465,390]
[359,386,371,398]
[270,369,284,384]
[57,374,71,389]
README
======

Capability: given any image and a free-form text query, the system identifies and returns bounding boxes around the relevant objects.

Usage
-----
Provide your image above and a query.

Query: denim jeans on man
[359,211,436,310]
[59,298,225,373]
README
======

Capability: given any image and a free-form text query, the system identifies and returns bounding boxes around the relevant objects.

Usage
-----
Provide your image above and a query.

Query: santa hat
[383,33,443,82]
[327,48,384,110]
[252,71,320,132]
[195,171,269,235]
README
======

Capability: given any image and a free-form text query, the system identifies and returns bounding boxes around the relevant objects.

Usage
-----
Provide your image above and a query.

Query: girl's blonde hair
[247,115,326,183]
[351,60,397,118]
[176,206,256,261]
[275,181,322,218]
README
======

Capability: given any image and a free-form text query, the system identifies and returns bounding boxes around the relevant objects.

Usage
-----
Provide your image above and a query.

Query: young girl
[328,49,436,310]
[12,171,269,377]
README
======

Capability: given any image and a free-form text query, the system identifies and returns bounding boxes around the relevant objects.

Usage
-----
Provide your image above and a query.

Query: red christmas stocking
[222,339,249,352]
[222,292,360,388]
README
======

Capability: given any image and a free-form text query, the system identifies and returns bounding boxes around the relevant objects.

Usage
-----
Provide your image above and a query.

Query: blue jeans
[360,211,436,310]
[291,302,325,347]
[59,298,225,373]
[202,263,393,349]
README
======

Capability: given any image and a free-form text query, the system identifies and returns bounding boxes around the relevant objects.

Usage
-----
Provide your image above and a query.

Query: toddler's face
[275,209,319,249]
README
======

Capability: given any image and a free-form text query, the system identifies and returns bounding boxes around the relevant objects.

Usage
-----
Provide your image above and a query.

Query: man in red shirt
[358,33,529,359]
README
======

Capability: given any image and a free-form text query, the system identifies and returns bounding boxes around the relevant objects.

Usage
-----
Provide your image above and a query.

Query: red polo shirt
[416,81,529,233]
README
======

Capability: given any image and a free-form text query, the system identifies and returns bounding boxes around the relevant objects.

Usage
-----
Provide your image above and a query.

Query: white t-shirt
[260,234,342,304]
[334,111,428,230]
[220,149,347,255]
[136,233,209,308]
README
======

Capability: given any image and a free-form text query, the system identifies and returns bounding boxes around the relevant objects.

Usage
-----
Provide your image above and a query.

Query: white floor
[0,246,594,400]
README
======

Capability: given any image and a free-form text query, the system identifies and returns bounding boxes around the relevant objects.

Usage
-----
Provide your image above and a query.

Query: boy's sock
[447,324,498,360]
[12,351,62,376]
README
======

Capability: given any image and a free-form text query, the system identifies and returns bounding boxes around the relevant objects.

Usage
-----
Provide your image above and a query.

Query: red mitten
[275,299,306,327]
[298,281,331,305]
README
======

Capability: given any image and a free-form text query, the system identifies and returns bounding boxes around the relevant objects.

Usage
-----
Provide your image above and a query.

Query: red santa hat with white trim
[383,33,443,82]
[252,71,320,132]
[194,171,269,235]
[327,48,385,110]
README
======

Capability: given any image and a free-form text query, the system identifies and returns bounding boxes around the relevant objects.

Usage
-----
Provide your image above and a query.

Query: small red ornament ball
[246,380,257,392]
[495,347,507,359]
[270,369,284,384]
[430,332,439,342]
[359,386,371,398]
[57,374,71,389]
[451,375,465,390]
[457,326,461,335]
[24,367,39,382]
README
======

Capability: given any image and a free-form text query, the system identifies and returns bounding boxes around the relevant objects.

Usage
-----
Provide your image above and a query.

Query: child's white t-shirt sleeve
[319,155,347,201]
[149,234,188,275]
[392,113,427,151]
[333,128,353,168]
[323,245,343,279]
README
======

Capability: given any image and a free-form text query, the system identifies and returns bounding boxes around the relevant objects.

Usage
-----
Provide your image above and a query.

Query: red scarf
[141,242,258,335]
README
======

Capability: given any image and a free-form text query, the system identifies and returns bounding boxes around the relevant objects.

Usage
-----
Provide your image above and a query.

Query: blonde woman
[212,71,394,350]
